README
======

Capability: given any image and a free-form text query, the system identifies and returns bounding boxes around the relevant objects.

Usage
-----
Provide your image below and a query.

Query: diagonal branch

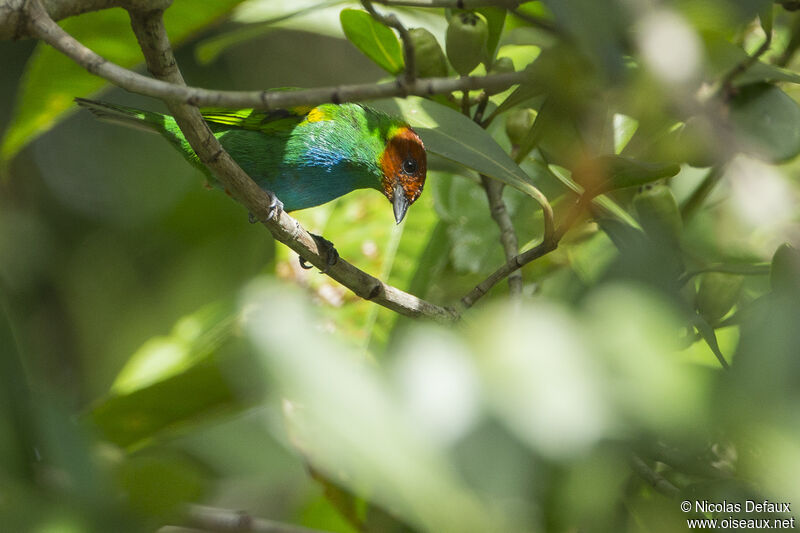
[20,0,456,321]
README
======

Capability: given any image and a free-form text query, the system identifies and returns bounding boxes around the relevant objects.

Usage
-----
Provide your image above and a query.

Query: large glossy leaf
[372,97,552,203]
[729,83,800,163]
[1,0,247,163]
[340,9,404,75]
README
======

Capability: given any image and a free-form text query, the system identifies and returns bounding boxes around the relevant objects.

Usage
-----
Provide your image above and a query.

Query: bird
[75,98,428,268]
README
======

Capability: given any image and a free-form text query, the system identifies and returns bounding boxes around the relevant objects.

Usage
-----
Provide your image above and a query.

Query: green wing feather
[200,106,314,133]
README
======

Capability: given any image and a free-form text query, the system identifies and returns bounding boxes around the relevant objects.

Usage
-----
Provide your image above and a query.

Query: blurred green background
[2,1,800,532]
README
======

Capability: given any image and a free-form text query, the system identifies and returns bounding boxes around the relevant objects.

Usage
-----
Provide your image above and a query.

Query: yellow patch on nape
[306,107,330,123]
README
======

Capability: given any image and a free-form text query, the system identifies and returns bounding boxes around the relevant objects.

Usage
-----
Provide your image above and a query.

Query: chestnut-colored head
[379,127,427,224]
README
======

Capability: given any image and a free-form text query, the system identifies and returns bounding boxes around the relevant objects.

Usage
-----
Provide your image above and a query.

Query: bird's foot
[266,195,284,221]
[248,195,284,223]
[299,233,339,273]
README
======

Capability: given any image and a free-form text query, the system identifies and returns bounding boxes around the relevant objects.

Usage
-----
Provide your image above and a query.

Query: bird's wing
[200,106,314,133]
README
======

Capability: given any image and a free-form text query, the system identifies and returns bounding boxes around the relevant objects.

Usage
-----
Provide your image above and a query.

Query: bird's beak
[392,182,409,224]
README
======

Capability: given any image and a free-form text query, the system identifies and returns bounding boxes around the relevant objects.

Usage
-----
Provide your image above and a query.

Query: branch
[629,454,681,499]
[362,0,416,85]
[458,192,588,311]
[0,0,172,40]
[5,0,524,109]
[480,176,522,296]
[718,33,773,97]
[180,504,334,533]
[18,0,456,321]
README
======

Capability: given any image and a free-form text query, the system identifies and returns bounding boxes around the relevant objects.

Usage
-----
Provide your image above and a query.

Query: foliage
[2,0,800,532]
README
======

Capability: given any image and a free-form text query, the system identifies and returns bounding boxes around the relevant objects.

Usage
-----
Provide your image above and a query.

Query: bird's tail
[75,97,166,134]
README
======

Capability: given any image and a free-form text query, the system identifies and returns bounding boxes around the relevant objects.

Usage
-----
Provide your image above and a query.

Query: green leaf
[118,449,210,520]
[706,37,800,86]
[476,7,507,61]
[759,3,773,37]
[340,9,404,75]
[729,83,800,163]
[1,0,248,163]
[372,97,555,203]
[691,313,730,369]
[587,155,680,192]
[770,243,800,295]
[365,192,440,353]
[90,303,261,447]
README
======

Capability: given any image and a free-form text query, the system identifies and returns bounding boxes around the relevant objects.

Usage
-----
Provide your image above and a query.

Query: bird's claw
[247,195,283,224]
[299,233,339,273]
[266,195,284,221]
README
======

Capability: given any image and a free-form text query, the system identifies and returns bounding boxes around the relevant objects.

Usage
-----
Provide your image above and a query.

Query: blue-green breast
[214,104,390,212]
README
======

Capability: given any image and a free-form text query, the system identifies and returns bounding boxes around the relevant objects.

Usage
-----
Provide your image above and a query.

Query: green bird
[75,98,428,226]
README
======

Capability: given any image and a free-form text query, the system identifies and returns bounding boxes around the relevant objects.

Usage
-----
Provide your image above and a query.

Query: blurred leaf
[691,313,729,369]
[117,448,210,520]
[243,282,495,532]
[1,0,248,163]
[580,155,680,193]
[111,302,236,395]
[696,272,744,324]
[92,352,257,447]
[759,3,774,35]
[770,242,800,295]
[340,9,404,75]
[729,83,800,162]
[475,7,507,61]
[372,97,552,202]
[195,0,343,64]
[91,304,261,447]
[541,0,627,78]
[613,113,638,154]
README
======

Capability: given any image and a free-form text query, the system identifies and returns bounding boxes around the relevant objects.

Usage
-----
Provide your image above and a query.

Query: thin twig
[629,454,681,499]
[680,166,724,221]
[472,91,490,124]
[458,192,586,311]
[677,262,770,286]
[717,34,773,97]
[181,504,333,533]
[362,0,416,85]
[480,174,523,296]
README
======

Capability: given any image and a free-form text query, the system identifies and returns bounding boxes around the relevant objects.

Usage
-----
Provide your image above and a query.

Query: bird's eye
[402,158,418,174]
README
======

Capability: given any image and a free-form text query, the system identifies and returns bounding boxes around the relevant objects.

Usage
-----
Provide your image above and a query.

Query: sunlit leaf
[340,9,404,75]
